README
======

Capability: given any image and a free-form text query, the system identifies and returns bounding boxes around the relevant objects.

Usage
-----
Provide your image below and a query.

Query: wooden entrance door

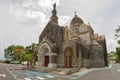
[66,56,72,68]
[44,56,49,67]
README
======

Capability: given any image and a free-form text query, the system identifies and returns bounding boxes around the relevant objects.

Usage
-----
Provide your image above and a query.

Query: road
[1,63,120,80]
[0,63,22,80]
[77,64,120,80]
[0,63,69,80]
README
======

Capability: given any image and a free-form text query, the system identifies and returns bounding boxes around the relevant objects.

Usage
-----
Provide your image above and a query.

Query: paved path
[0,63,69,80]
[1,63,120,80]
[0,63,22,80]
[9,69,60,80]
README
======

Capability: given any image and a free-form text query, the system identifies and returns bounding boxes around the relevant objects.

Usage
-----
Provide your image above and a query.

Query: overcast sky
[0,0,120,60]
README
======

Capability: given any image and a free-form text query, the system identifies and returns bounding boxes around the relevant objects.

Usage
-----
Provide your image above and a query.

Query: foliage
[117,40,120,45]
[115,26,120,45]
[115,47,120,63]
[115,25,120,62]
[4,43,35,63]
[4,45,24,60]
[4,60,11,63]
[25,43,35,54]
[115,25,120,39]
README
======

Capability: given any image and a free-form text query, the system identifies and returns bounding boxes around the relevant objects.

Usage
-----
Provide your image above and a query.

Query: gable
[39,21,62,43]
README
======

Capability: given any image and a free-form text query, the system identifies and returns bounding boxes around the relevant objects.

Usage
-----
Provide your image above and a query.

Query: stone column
[49,54,52,64]
[48,54,52,68]
[41,54,44,67]
[48,53,57,68]
[37,54,40,67]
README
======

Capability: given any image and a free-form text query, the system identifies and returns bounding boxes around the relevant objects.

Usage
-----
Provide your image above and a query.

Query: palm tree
[115,25,120,39]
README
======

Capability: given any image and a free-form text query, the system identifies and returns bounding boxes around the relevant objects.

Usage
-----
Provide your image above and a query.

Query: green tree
[4,45,15,60]
[24,43,35,61]
[115,25,120,62]
[115,25,120,39]
[13,45,25,61]
[4,43,35,63]
[25,43,35,54]
[19,53,33,62]
[116,48,120,62]
[4,45,25,61]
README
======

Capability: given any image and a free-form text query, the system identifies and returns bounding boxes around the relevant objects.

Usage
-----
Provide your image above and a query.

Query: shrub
[4,60,11,63]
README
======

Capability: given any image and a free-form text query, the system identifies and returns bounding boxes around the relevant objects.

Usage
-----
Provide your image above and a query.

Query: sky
[0,0,120,60]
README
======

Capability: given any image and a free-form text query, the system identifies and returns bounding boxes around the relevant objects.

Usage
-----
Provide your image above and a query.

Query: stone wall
[90,46,105,68]
[97,39,108,66]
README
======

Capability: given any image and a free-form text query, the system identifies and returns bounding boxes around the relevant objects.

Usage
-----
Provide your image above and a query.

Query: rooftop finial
[51,2,58,24]
[74,11,77,15]
[52,2,57,16]
[53,3,56,10]
[88,22,90,26]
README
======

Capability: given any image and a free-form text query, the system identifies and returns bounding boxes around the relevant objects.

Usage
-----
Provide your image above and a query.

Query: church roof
[70,14,84,28]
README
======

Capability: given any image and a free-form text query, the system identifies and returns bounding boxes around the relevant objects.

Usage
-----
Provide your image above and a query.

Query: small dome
[70,14,84,28]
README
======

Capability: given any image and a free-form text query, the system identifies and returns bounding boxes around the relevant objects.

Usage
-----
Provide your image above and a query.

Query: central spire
[50,3,58,24]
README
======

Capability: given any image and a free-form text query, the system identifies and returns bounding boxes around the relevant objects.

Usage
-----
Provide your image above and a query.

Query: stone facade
[36,3,108,70]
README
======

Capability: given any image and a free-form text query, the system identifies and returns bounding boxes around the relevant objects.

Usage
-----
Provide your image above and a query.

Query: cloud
[9,4,45,26]
[59,15,70,26]
[9,0,61,26]
[37,0,60,11]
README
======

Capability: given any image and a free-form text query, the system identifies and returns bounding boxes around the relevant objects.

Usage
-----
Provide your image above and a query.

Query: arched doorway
[65,47,73,68]
[38,43,57,68]
[39,43,51,67]
[42,47,49,67]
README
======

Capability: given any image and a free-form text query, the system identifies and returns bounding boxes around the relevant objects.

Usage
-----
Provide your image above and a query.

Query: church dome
[70,14,84,28]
